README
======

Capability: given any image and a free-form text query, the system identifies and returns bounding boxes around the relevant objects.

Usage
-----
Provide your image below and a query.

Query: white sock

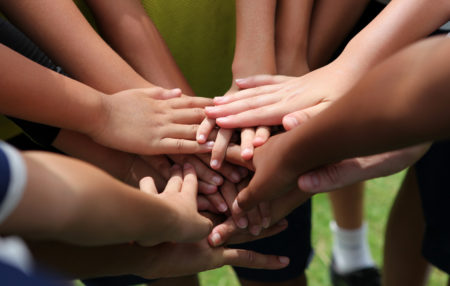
[331,221,375,275]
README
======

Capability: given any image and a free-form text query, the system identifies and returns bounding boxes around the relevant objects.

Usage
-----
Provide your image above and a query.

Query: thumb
[140,87,182,100]
[282,103,329,130]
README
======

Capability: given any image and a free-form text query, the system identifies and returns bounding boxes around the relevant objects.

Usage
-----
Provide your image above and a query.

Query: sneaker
[330,259,381,286]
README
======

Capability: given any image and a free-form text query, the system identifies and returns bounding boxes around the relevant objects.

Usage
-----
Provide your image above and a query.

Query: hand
[298,143,431,193]
[89,87,215,154]
[139,238,289,279]
[197,86,270,169]
[137,163,212,246]
[234,133,300,211]
[206,63,357,129]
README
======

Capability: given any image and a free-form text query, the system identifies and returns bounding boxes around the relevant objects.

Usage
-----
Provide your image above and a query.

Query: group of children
[0,0,449,286]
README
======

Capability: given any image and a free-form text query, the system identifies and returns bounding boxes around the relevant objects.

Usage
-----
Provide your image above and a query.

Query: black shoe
[330,261,381,286]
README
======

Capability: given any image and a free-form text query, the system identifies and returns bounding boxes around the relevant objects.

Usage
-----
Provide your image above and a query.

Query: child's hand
[137,163,213,246]
[206,63,357,129]
[207,216,288,247]
[138,238,289,279]
[89,87,215,155]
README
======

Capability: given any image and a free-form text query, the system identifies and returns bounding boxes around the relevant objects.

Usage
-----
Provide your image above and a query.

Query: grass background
[76,171,447,285]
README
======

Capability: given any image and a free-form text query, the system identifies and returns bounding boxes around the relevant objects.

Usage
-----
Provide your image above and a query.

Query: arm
[1,151,211,246]
[84,0,195,95]
[235,36,450,210]
[275,0,314,76]
[0,0,151,92]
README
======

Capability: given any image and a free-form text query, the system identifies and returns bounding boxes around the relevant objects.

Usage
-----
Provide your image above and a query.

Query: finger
[169,96,213,109]
[140,155,172,180]
[197,118,216,144]
[139,176,158,195]
[208,217,289,247]
[197,195,220,213]
[216,106,285,129]
[157,88,183,99]
[222,249,289,270]
[224,144,254,170]
[282,103,329,130]
[246,207,262,236]
[171,108,206,124]
[253,126,271,147]
[234,74,292,89]
[158,139,214,154]
[197,153,244,183]
[198,181,218,195]
[258,202,271,229]
[240,128,255,160]
[210,129,233,170]
[220,181,248,229]
[164,164,183,194]
[213,83,281,105]
[169,154,223,186]
[165,124,198,140]
[206,93,279,119]
[206,192,228,213]
[180,163,198,197]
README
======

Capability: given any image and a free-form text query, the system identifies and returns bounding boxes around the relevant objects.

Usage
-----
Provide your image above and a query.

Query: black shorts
[415,141,450,274]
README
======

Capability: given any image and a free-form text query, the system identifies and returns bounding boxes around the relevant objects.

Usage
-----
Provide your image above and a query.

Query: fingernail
[301,174,319,190]
[230,172,241,183]
[262,218,270,229]
[284,116,299,129]
[250,225,261,236]
[214,96,225,103]
[237,217,248,229]
[212,175,223,185]
[210,232,222,246]
[218,203,228,212]
[216,117,230,124]
[277,219,288,227]
[170,88,181,94]
[211,159,220,169]
[278,256,290,265]
[235,78,245,85]
[197,134,206,143]
[241,148,253,158]
[206,184,217,193]
[204,141,215,148]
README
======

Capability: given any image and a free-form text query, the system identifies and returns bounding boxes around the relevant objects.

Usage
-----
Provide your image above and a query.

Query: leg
[383,168,429,286]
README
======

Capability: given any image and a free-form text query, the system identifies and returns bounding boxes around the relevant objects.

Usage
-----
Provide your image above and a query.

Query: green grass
[197,171,448,286]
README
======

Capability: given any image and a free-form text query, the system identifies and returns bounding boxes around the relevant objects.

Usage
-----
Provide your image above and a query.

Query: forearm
[0,0,151,93]
[86,0,195,95]
[232,0,277,78]
[335,0,450,77]
[283,37,450,174]
[308,0,370,70]
[0,44,105,135]
[275,0,314,76]
[0,152,178,246]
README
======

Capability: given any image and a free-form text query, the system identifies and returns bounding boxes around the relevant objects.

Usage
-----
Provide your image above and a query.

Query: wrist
[232,55,276,79]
